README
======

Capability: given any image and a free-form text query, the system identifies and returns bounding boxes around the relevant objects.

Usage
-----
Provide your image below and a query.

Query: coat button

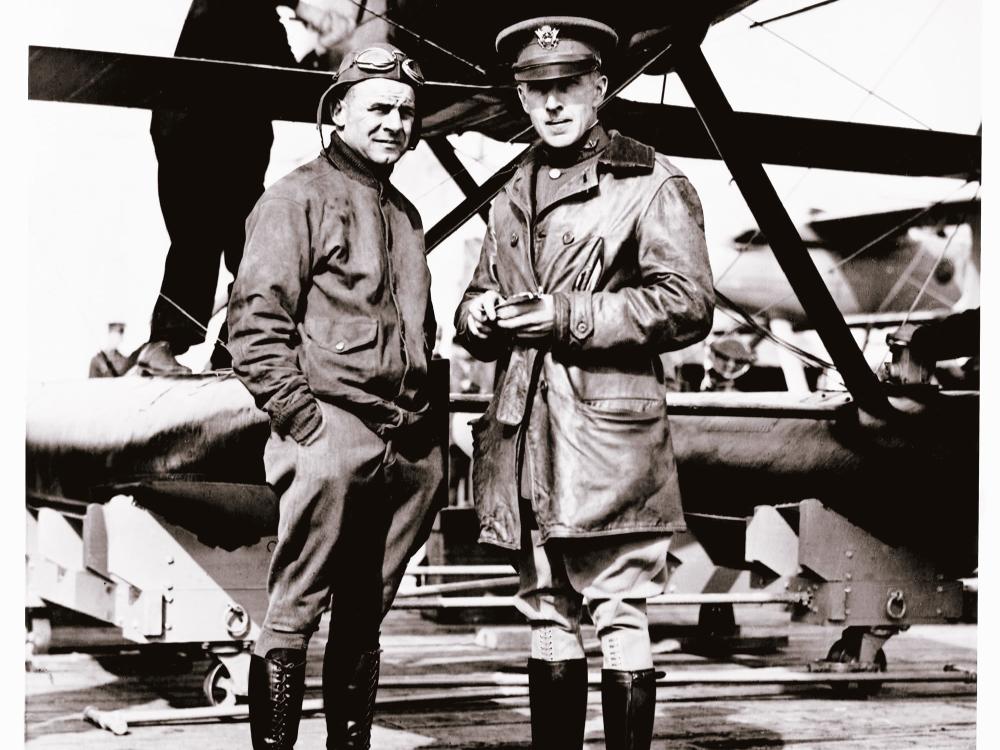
[334,341,345,352]
[576,322,587,332]
[548,168,562,179]
[510,232,519,246]
[562,231,574,244]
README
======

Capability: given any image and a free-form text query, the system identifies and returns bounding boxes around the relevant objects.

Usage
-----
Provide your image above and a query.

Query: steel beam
[425,137,491,224]
[601,98,979,179]
[425,149,526,250]
[674,46,893,417]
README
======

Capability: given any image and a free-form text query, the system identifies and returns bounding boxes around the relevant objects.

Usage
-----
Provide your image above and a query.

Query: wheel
[203,661,238,707]
[26,614,52,656]
[825,637,887,697]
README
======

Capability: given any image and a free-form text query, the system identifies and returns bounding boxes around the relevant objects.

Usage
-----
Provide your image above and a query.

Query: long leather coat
[455,130,714,549]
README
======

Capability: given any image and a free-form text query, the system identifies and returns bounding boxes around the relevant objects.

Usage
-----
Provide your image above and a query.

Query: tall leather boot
[527,658,588,750]
[248,649,307,750]
[324,642,381,750]
[601,668,657,750]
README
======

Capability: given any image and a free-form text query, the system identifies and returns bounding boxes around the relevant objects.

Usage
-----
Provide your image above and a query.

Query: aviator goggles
[316,46,425,151]
[337,46,426,87]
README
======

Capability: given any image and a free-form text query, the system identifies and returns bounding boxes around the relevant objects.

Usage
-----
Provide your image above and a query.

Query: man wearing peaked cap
[496,15,618,82]
[228,41,443,750]
[456,15,714,750]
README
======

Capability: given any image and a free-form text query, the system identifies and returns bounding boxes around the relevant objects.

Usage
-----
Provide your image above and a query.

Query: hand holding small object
[495,293,555,340]
[466,290,504,339]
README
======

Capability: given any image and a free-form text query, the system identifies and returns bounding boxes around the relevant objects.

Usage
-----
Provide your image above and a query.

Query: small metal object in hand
[495,292,543,319]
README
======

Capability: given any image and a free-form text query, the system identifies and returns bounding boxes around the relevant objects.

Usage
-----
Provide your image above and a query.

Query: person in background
[455,16,714,750]
[88,322,129,378]
[133,0,347,374]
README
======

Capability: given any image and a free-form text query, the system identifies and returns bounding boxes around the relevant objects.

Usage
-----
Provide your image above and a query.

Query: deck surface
[26,608,978,749]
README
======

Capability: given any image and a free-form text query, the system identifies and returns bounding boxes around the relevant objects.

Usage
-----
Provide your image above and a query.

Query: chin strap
[316,81,340,152]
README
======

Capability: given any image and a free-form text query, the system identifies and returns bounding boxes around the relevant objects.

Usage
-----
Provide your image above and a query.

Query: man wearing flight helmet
[455,16,714,750]
[228,43,443,750]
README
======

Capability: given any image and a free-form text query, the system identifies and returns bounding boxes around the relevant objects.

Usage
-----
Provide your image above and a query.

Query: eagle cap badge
[535,24,560,50]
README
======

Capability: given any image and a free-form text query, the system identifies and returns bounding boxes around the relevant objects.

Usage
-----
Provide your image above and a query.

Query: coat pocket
[301,317,379,395]
[546,388,671,532]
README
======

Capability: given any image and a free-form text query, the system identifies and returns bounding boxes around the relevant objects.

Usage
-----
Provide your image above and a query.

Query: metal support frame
[746,500,965,626]
[674,45,893,418]
[425,136,491,224]
[426,150,525,251]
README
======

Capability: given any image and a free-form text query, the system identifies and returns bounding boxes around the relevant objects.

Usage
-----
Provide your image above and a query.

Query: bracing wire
[714,291,836,371]
[748,0,842,29]
[739,11,934,130]
[871,185,979,373]
[715,0,946,286]
[341,0,488,77]
[156,292,232,356]
[748,180,976,320]
[901,187,979,323]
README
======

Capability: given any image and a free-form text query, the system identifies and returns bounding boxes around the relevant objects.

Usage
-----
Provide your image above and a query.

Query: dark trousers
[149,0,296,352]
[254,401,446,656]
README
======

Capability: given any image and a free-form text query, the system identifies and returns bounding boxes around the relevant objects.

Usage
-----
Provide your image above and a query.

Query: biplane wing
[804,198,982,247]
[27,44,980,180]
[24,4,981,680]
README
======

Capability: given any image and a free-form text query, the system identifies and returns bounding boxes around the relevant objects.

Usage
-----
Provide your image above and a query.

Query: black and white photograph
[14,0,994,748]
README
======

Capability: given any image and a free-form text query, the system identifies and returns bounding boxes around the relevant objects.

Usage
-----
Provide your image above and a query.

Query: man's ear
[594,74,609,104]
[516,83,530,114]
[331,97,346,129]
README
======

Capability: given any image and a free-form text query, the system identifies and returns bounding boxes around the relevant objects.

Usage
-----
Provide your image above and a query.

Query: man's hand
[294,1,340,37]
[466,291,504,340]
[495,294,555,340]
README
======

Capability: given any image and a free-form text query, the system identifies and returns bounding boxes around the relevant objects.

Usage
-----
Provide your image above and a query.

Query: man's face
[333,78,416,165]
[517,72,607,149]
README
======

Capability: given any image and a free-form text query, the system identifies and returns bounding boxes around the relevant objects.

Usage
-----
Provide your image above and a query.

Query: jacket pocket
[305,317,378,355]
[301,317,380,396]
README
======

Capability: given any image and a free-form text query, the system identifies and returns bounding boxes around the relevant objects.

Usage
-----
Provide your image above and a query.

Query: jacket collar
[597,130,656,174]
[504,129,656,219]
[538,124,611,168]
[323,134,393,188]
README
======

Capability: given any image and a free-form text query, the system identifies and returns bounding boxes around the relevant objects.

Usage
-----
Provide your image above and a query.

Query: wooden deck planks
[26,613,977,749]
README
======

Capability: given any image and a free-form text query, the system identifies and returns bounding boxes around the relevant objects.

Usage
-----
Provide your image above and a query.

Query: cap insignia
[534,25,560,50]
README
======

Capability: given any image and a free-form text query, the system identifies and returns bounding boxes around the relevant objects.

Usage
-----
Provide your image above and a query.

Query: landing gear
[26,609,52,656]
[203,661,239,706]
[698,603,738,638]
[816,626,896,697]
[202,648,252,706]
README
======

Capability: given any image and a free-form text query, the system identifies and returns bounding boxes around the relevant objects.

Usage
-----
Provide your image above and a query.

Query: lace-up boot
[324,645,382,750]
[248,648,307,749]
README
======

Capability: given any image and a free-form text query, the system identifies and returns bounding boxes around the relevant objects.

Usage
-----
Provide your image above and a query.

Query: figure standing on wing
[228,43,444,750]
[455,16,715,750]
[134,0,351,375]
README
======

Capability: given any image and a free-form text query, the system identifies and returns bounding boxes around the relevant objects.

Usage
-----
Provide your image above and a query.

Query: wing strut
[424,137,491,225]
[674,44,893,418]
[425,150,526,251]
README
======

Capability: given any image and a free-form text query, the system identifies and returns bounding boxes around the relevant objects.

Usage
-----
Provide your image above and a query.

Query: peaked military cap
[495,16,618,82]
